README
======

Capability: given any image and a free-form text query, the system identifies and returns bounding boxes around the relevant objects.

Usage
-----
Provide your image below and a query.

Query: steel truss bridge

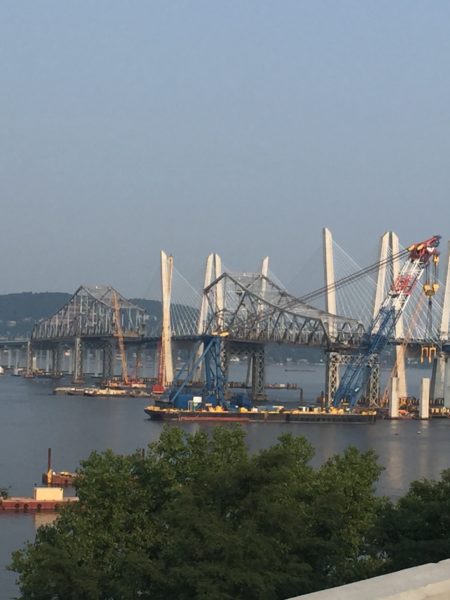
[202,272,364,346]
[27,273,365,396]
[25,232,449,403]
[29,286,148,383]
[198,271,367,399]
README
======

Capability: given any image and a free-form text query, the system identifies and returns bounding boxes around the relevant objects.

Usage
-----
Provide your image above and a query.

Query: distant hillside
[0,292,162,339]
[0,292,71,338]
[129,298,162,321]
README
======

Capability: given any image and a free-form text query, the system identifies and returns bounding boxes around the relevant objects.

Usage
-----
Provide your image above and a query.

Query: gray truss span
[203,272,365,347]
[31,286,147,341]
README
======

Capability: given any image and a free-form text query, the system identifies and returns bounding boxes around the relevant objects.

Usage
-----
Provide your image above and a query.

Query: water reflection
[1,368,449,598]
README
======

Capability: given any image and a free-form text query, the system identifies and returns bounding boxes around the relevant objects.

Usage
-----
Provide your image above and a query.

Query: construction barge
[0,488,78,513]
[54,386,150,398]
[144,405,377,424]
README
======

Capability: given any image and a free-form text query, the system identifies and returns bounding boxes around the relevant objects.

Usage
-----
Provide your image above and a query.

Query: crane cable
[299,248,409,304]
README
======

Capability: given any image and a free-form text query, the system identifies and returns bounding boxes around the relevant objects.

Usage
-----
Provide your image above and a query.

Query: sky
[1,1,450,299]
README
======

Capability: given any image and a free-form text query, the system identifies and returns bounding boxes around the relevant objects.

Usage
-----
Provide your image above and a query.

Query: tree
[372,468,450,573]
[0,486,9,499]
[10,427,383,600]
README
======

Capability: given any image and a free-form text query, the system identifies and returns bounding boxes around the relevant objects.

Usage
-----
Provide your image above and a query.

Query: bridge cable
[299,248,408,304]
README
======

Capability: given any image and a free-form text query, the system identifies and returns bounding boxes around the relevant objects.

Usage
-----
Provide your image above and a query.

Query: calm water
[2,365,450,598]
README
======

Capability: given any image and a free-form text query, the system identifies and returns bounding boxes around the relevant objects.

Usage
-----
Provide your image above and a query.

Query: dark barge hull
[145,409,376,424]
[0,497,78,512]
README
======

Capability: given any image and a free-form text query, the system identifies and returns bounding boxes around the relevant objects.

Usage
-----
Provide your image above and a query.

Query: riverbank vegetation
[9,427,450,599]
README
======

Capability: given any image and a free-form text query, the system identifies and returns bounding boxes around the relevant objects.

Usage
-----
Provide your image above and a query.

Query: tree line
[9,427,450,599]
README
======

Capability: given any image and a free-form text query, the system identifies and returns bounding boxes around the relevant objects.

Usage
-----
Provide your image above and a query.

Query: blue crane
[167,334,228,408]
[332,235,441,411]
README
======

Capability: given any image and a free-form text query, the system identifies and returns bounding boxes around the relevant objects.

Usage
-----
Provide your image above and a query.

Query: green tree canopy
[11,427,383,600]
[372,468,450,573]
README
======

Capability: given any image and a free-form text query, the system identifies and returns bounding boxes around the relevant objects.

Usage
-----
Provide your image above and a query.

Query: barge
[144,405,377,424]
[54,386,150,398]
[0,487,78,513]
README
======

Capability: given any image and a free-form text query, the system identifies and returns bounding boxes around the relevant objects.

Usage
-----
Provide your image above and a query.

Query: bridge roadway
[2,333,439,402]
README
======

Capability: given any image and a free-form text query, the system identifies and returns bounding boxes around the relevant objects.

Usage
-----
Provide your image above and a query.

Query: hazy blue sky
[1,1,450,298]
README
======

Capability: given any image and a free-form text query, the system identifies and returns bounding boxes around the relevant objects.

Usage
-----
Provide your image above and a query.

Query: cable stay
[299,248,409,305]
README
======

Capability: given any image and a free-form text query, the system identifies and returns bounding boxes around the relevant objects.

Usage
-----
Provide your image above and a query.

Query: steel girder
[31,286,147,342]
[325,351,380,407]
[203,272,365,346]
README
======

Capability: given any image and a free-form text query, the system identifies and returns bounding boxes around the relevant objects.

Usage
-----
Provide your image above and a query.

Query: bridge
[18,229,450,406]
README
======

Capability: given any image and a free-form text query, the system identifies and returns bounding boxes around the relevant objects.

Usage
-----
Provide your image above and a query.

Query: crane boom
[332,235,441,410]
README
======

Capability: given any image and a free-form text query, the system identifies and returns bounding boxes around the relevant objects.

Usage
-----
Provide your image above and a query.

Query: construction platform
[145,405,377,424]
[0,487,78,512]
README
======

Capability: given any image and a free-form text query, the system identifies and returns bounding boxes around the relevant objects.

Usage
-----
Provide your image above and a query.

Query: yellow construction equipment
[421,345,437,363]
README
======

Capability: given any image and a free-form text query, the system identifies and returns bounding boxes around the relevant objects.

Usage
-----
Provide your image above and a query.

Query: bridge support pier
[51,346,61,376]
[430,354,446,403]
[245,358,252,389]
[26,342,33,377]
[85,348,91,374]
[73,337,84,384]
[14,348,20,370]
[250,346,266,401]
[325,352,340,406]
[326,352,380,407]
[134,347,142,380]
[4,349,12,369]
[443,356,450,409]
[221,342,230,394]
[419,377,430,419]
[45,349,51,374]
[93,349,102,376]
[102,343,114,380]
[389,376,400,418]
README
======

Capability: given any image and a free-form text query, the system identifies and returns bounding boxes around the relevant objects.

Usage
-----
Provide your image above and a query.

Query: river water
[2,364,450,598]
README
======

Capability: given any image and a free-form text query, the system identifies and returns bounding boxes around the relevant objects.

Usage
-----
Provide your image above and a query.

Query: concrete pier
[444,357,450,409]
[419,377,430,419]
[388,376,399,418]
[431,354,446,403]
